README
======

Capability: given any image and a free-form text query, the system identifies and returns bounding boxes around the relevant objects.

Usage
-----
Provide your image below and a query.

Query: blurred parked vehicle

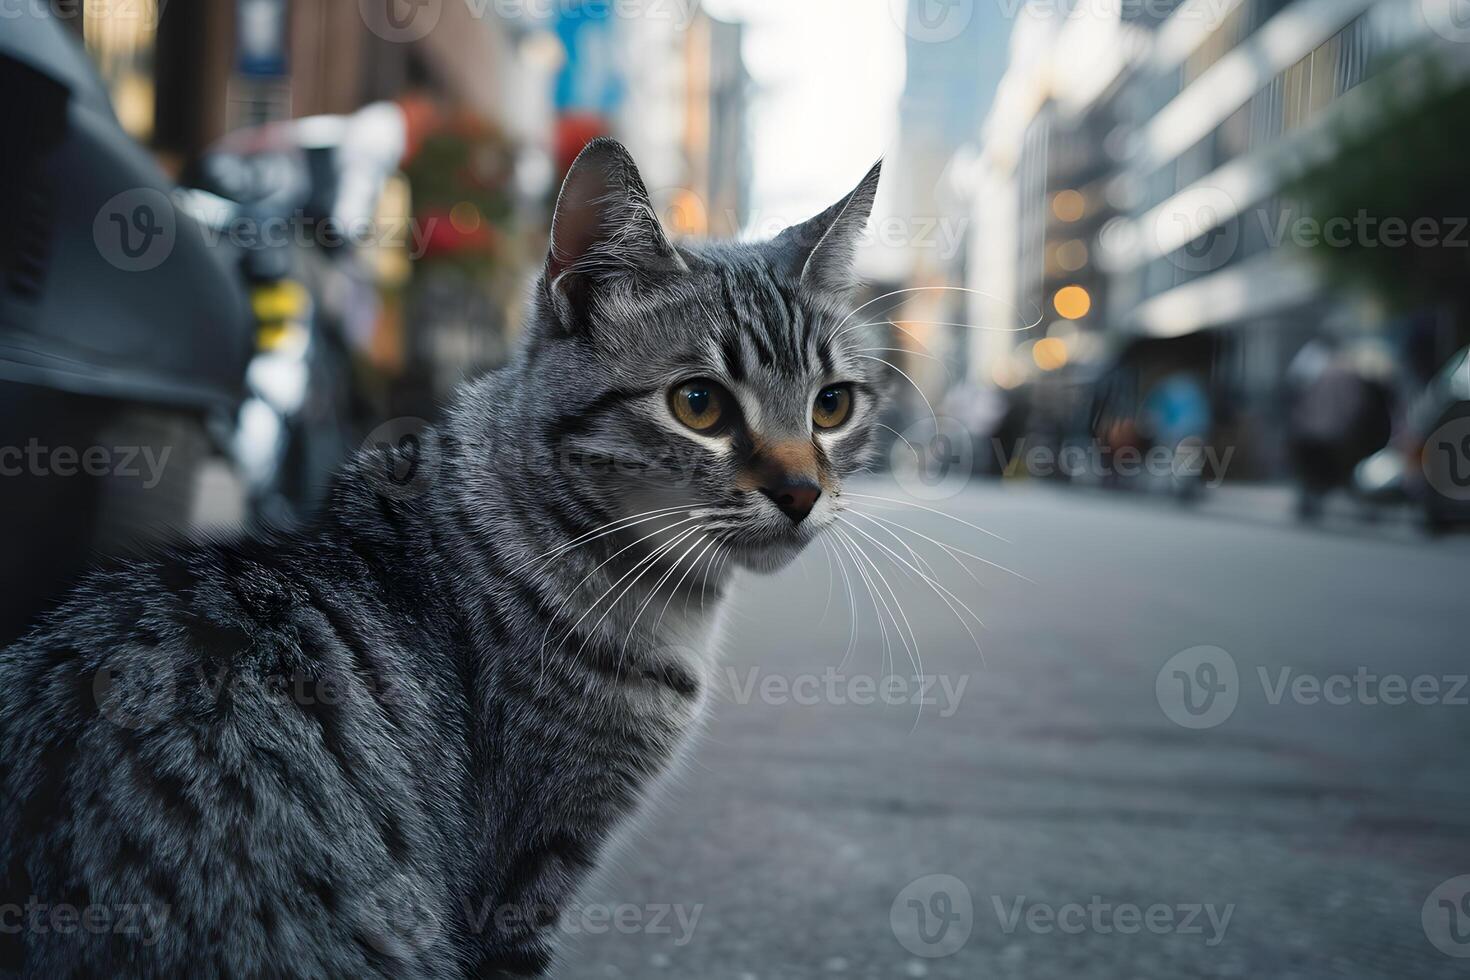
[1406,346,1470,533]
[179,103,408,525]
[0,9,251,645]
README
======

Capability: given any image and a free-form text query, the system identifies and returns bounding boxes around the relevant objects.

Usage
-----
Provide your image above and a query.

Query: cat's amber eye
[812,384,853,430]
[669,378,730,433]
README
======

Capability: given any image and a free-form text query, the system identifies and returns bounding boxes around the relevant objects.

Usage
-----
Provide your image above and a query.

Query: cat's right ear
[540,138,687,333]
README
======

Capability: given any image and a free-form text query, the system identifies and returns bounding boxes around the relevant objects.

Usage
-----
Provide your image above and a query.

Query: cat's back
[0,538,470,978]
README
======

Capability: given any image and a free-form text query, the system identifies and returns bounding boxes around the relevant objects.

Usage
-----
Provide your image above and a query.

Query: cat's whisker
[831,527,894,683]
[849,508,1028,587]
[835,525,922,683]
[621,531,711,653]
[848,511,944,587]
[850,319,943,358]
[694,544,722,615]
[568,526,704,667]
[825,285,1043,342]
[835,515,986,664]
[651,534,722,642]
[513,504,698,575]
[853,355,938,431]
[838,514,987,628]
[856,346,944,363]
[823,534,860,671]
[837,316,1037,345]
[854,345,954,384]
[538,514,706,683]
[816,535,836,629]
[540,512,705,651]
[851,510,988,612]
[833,524,933,733]
[840,493,1015,547]
[708,546,735,609]
[874,423,921,465]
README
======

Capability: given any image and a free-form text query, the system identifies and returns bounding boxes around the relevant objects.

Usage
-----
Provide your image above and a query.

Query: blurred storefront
[67,0,751,410]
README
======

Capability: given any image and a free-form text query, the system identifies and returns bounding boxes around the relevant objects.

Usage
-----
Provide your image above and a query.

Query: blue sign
[554,2,623,115]
[237,0,289,78]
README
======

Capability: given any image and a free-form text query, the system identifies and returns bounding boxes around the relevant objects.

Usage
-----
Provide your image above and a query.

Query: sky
[703,0,1014,278]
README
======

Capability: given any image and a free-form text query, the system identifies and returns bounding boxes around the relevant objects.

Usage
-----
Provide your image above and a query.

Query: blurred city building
[967,0,1470,482]
[884,0,1011,398]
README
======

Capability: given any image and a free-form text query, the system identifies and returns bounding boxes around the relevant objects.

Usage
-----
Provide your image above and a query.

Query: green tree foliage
[1288,60,1470,317]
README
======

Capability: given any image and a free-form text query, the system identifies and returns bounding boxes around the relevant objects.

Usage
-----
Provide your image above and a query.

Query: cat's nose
[761,481,821,525]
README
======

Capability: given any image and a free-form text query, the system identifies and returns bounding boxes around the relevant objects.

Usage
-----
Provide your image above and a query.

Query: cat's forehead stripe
[717,271,774,369]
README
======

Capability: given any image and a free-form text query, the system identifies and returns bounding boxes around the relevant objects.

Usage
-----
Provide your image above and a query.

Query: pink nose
[761,481,821,524]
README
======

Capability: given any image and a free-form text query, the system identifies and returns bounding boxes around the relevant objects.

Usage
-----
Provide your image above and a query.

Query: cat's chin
[728,538,809,574]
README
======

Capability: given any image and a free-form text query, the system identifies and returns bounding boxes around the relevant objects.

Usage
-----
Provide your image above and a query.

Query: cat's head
[517,138,887,573]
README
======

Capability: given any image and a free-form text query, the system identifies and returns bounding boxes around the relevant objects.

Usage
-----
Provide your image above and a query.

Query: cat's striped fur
[0,139,885,977]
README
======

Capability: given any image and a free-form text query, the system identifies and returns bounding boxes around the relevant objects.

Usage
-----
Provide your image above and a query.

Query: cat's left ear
[770,160,882,297]
[542,138,687,332]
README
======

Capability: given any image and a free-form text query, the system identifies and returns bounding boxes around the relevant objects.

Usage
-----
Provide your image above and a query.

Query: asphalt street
[555,479,1470,979]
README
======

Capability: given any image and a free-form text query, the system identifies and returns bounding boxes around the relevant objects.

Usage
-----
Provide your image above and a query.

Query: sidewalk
[1025,479,1470,549]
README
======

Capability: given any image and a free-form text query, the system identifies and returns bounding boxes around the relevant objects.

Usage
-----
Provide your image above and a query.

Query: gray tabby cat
[0,138,885,978]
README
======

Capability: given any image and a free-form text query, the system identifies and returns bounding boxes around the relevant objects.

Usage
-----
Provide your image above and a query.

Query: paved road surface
[549,481,1470,980]
[552,479,1470,979]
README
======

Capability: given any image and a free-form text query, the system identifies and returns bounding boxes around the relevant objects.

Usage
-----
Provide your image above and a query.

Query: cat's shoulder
[0,533,328,737]
[0,535,454,978]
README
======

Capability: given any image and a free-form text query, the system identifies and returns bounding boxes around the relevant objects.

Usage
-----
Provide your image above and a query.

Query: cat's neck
[418,467,726,675]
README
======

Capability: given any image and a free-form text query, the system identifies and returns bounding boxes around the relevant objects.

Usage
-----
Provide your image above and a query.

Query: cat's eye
[812,384,853,430]
[669,378,730,433]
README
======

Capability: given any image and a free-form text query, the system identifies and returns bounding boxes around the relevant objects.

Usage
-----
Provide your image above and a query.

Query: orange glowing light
[1033,338,1070,371]
[1053,285,1092,320]
[1052,190,1086,223]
